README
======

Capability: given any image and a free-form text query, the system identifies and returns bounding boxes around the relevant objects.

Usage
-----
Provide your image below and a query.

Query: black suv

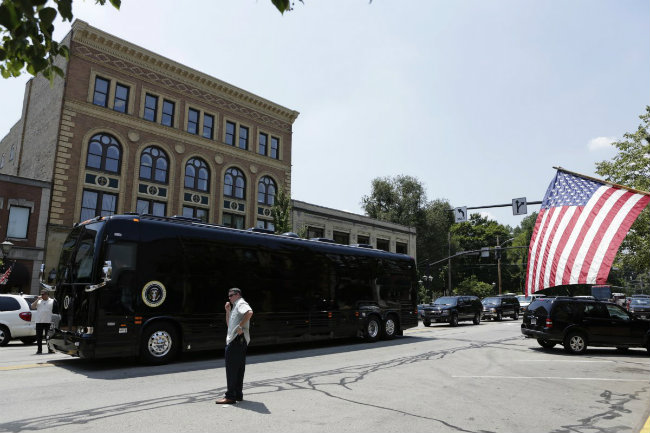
[422,296,482,327]
[481,295,521,321]
[521,297,650,354]
[626,295,650,320]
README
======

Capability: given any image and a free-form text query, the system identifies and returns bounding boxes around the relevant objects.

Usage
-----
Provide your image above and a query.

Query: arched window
[139,146,169,184]
[257,176,277,206]
[184,157,210,192]
[86,133,122,173]
[224,167,246,199]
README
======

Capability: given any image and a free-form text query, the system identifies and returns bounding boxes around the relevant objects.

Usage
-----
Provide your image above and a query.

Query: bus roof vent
[351,243,374,249]
[282,232,300,238]
[309,237,337,243]
[170,215,202,223]
[247,227,275,234]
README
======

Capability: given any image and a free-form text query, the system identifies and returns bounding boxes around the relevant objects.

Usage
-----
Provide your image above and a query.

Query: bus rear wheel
[383,315,398,340]
[364,316,381,342]
[140,322,179,364]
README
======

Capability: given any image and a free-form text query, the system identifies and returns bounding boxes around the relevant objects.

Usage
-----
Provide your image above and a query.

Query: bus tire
[364,316,381,342]
[140,322,179,364]
[382,315,398,340]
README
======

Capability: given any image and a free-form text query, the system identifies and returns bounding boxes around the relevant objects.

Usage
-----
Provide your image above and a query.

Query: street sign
[512,197,527,215]
[454,206,467,223]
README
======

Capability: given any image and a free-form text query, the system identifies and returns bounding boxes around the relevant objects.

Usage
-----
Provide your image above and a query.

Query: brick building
[0,174,51,293]
[0,20,299,280]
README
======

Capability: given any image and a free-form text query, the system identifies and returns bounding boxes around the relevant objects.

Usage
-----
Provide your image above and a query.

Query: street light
[1,240,13,267]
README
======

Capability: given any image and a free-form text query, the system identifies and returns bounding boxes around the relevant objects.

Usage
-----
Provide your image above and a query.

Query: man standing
[216,288,253,405]
[31,290,55,354]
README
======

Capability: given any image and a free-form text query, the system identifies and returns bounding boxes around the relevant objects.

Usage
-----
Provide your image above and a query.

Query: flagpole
[553,166,650,196]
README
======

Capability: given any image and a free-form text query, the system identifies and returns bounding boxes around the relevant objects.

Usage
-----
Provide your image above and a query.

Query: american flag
[0,263,13,285]
[525,169,650,295]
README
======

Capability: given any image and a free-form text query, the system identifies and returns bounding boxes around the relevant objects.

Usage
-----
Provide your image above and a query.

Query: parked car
[516,294,546,313]
[481,295,520,321]
[421,296,482,327]
[610,292,626,307]
[521,296,650,354]
[0,294,36,346]
[627,296,650,320]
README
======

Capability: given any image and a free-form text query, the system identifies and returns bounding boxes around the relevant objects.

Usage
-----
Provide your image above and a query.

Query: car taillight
[545,318,552,329]
[19,312,32,322]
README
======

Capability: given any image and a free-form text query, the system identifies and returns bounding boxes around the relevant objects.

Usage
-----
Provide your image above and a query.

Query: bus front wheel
[364,316,381,342]
[140,322,179,364]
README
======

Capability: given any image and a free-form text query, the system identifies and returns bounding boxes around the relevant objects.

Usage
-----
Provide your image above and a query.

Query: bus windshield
[57,221,104,284]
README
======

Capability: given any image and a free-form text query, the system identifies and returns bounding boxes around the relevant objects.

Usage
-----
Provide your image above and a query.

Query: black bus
[46,214,418,363]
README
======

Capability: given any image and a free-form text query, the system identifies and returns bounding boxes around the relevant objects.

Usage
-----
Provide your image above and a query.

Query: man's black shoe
[215,398,236,405]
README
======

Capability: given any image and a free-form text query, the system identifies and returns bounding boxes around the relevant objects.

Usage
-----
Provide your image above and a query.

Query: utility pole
[447,231,452,296]
[497,235,502,295]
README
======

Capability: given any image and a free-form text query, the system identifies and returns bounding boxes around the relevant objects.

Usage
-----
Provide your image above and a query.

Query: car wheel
[20,337,36,345]
[496,312,502,321]
[449,314,459,327]
[537,338,556,349]
[364,316,381,342]
[423,319,431,327]
[0,325,10,346]
[564,331,588,355]
[513,311,519,320]
[140,322,179,364]
[383,315,398,339]
[473,313,481,325]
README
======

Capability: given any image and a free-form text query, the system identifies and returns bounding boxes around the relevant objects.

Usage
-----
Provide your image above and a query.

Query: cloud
[588,136,617,151]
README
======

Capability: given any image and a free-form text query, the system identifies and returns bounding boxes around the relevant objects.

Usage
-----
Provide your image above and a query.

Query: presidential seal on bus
[142,281,167,307]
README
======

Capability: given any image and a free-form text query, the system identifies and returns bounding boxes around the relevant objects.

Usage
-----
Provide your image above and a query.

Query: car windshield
[517,295,531,303]
[433,297,457,306]
[631,299,650,306]
[482,297,500,304]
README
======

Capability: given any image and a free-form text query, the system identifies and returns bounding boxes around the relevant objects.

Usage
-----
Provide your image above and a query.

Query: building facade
[291,200,417,259]
[0,174,51,293]
[0,20,299,284]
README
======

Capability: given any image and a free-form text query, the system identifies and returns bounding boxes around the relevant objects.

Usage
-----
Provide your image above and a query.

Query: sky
[0,0,648,228]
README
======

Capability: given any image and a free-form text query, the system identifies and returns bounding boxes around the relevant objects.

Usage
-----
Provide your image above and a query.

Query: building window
[136,199,166,217]
[187,108,199,134]
[333,231,349,245]
[7,206,30,239]
[203,113,214,139]
[86,133,121,174]
[182,206,208,223]
[161,99,175,127]
[357,235,370,245]
[81,189,117,222]
[257,176,276,206]
[225,121,236,145]
[270,136,280,159]
[239,126,249,150]
[113,83,129,113]
[376,238,390,252]
[224,167,246,199]
[223,212,245,229]
[256,219,275,231]
[396,242,408,254]
[144,93,158,122]
[307,226,324,239]
[184,157,210,192]
[139,146,168,184]
[258,133,268,156]
[93,76,110,107]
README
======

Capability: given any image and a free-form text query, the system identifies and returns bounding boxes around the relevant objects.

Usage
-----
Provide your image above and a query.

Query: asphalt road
[1,320,649,433]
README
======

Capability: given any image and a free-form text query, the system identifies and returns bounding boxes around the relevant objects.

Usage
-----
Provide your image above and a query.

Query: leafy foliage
[595,106,650,285]
[0,0,120,81]
[271,187,292,234]
[453,275,494,299]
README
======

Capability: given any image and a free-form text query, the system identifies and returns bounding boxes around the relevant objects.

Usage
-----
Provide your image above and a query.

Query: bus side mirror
[39,264,55,291]
[86,261,112,292]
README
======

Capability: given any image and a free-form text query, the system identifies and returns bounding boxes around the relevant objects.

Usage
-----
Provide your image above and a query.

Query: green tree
[0,0,121,81]
[454,275,494,298]
[595,106,650,282]
[271,187,292,234]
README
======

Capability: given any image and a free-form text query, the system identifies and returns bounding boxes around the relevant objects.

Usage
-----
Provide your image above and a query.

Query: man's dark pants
[35,323,51,353]
[224,335,248,400]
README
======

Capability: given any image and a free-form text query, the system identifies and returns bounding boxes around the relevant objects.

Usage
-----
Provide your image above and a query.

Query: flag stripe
[533,207,563,291]
[548,207,581,287]
[543,206,576,289]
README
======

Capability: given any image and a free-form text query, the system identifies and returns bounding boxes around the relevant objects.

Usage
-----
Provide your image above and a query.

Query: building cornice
[70,20,300,126]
